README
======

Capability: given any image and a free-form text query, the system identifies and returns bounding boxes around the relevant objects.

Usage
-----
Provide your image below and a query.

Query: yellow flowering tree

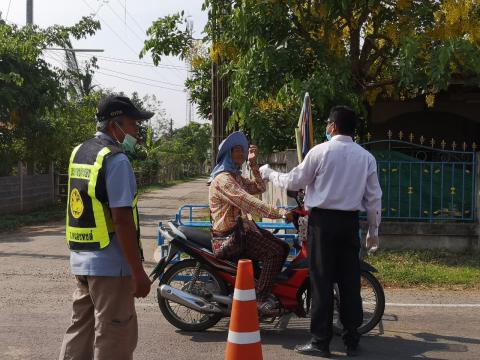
[143,1,480,151]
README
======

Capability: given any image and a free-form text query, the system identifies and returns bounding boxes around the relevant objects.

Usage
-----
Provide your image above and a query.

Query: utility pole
[26,0,33,25]
[186,18,194,125]
[169,119,174,137]
[210,1,230,166]
[25,0,33,175]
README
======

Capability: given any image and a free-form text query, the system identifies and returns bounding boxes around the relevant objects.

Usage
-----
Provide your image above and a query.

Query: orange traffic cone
[225,259,263,360]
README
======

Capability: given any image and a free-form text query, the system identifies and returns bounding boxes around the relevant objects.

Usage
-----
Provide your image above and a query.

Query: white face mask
[114,122,137,153]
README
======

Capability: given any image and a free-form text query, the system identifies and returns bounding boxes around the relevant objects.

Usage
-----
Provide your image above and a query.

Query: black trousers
[308,208,363,348]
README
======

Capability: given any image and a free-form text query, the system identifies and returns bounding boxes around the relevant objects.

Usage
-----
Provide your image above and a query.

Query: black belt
[311,208,359,216]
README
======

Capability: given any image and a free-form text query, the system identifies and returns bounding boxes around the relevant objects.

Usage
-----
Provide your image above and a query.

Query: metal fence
[0,162,55,214]
[362,140,476,222]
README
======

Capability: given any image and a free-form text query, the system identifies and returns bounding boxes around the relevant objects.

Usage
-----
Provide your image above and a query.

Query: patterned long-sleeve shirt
[209,166,287,234]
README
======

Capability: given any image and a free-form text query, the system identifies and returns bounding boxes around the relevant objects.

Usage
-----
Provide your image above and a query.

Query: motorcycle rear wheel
[333,271,385,335]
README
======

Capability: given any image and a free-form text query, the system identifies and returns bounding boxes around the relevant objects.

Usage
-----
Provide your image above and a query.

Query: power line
[44,52,66,67]
[105,1,144,43]
[5,0,12,21]
[97,54,187,69]
[44,52,184,88]
[115,0,146,36]
[99,67,184,88]
[71,52,188,70]
[81,0,141,58]
[91,0,106,17]
[105,0,188,80]
[80,0,187,80]
[95,70,186,92]
[44,55,63,68]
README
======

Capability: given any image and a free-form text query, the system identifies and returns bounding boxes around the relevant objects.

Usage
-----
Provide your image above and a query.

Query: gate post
[475,152,480,250]
[50,162,55,203]
[18,161,24,212]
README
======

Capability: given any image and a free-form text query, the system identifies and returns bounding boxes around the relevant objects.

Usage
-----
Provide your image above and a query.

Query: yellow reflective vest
[66,136,142,257]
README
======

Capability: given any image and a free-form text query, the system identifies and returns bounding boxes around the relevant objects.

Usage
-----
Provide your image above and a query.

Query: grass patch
[368,249,480,289]
[0,201,66,232]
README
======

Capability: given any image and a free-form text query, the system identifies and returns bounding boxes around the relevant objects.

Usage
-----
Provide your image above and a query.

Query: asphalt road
[1,178,479,359]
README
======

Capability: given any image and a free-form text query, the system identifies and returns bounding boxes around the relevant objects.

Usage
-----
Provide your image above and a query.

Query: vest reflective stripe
[65,144,82,242]
[132,194,143,258]
[88,147,112,244]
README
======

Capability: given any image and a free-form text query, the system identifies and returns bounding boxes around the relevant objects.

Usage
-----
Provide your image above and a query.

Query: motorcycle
[150,191,385,333]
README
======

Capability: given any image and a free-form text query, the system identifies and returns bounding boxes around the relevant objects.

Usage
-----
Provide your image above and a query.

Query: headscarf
[208,131,248,183]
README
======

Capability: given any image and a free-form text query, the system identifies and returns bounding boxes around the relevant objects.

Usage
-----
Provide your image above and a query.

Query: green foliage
[130,121,211,182]
[142,1,480,152]
[49,92,101,171]
[185,51,212,120]
[155,122,211,175]
[0,14,208,188]
[0,18,100,175]
[141,11,193,64]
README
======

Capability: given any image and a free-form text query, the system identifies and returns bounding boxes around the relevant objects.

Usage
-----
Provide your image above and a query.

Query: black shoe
[346,345,359,357]
[294,343,331,357]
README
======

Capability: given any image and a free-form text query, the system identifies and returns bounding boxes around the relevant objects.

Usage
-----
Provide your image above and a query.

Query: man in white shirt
[260,106,382,357]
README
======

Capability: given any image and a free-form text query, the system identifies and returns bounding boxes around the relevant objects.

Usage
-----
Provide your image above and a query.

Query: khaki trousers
[59,275,138,360]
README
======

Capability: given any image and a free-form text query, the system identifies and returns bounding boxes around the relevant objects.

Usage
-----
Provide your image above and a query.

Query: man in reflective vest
[59,95,153,360]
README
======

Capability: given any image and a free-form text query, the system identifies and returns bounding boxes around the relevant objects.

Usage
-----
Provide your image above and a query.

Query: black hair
[329,106,358,137]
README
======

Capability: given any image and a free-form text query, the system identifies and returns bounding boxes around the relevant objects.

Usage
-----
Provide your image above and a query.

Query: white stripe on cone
[233,288,256,302]
[228,330,261,345]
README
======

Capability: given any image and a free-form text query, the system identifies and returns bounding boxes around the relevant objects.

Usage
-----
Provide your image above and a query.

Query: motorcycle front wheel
[157,259,228,331]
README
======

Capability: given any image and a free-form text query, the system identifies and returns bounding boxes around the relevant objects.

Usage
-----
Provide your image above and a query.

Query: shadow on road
[179,327,476,359]
[0,251,69,260]
[413,332,480,345]
[0,236,34,243]
[1,229,64,244]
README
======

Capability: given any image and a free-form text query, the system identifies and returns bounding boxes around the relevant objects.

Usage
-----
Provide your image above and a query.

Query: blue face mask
[325,123,333,141]
[325,129,332,141]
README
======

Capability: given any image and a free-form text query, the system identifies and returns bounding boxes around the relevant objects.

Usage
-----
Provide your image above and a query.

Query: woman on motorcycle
[208,131,292,315]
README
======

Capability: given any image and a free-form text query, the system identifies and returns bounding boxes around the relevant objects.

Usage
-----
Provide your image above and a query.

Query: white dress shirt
[268,135,382,229]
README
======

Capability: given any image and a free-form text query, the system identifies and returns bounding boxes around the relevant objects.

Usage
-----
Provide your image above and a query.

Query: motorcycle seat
[178,226,212,251]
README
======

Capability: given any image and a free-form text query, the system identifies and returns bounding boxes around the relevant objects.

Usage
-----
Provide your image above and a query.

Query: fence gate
[361,136,476,222]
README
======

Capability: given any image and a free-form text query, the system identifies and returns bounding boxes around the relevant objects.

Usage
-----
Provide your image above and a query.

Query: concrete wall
[260,150,480,251]
[0,163,55,214]
[377,222,478,252]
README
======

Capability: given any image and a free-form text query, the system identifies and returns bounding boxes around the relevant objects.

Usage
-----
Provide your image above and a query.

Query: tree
[142,1,480,152]
[140,94,170,139]
[156,122,211,176]
[184,43,212,120]
[0,17,100,174]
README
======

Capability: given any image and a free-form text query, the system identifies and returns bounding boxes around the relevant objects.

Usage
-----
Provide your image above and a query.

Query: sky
[1,0,208,128]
